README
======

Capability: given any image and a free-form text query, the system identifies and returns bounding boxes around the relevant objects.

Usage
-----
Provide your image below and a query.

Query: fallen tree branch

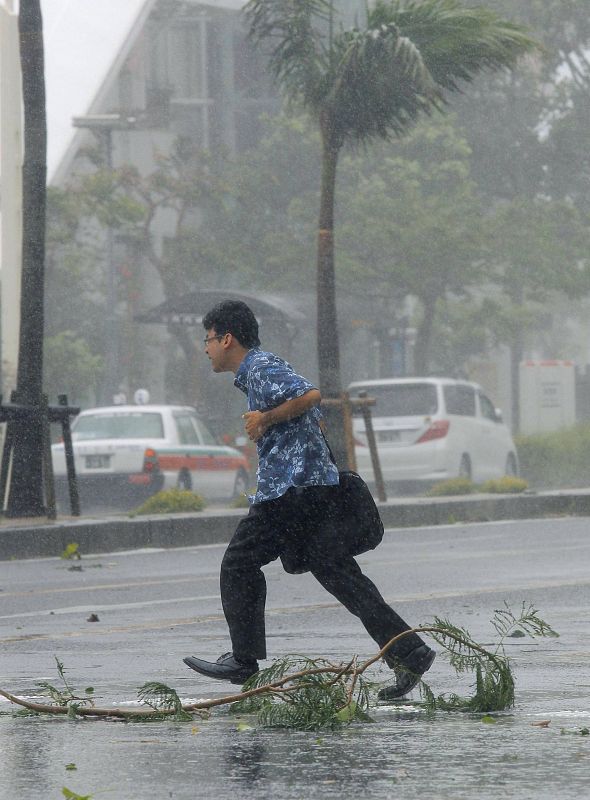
[0,605,557,725]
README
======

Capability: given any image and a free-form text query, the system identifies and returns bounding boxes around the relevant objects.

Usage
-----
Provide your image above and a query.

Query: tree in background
[44,187,105,405]
[245,0,537,463]
[337,116,485,375]
[481,198,590,432]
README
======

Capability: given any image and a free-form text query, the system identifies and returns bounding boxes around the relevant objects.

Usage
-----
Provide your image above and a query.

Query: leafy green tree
[59,140,228,405]
[545,79,590,212]
[214,114,320,291]
[44,188,106,404]
[337,116,485,375]
[481,198,590,431]
[246,0,537,463]
[453,1,590,203]
[43,332,103,407]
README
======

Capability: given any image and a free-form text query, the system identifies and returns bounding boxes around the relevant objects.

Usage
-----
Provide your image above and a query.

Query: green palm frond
[374,0,539,92]
[246,1,538,147]
[245,0,331,104]
[326,22,440,143]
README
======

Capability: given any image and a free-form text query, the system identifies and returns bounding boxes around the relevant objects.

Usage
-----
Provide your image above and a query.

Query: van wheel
[505,453,518,477]
[233,469,249,499]
[458,454,472,480]
[177,470,192,491]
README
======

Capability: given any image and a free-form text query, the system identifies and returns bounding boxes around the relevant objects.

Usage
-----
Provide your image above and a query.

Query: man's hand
[242,390,321,442]
[242,410,268,442]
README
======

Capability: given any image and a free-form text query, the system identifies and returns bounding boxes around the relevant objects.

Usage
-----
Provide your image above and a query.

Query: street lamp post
[72,114,136,405]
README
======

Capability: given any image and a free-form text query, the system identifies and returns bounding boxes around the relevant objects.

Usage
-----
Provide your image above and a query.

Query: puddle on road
[1,700,589,800]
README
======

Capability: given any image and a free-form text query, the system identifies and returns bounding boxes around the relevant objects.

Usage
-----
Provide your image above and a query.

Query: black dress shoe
[378,644,436,701]
[183,652,259,685]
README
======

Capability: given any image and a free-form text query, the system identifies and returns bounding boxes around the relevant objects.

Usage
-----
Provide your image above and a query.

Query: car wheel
[458,454,472,480]
[233,469,249,498]
[177,469,192,491]
[505,453,518,477]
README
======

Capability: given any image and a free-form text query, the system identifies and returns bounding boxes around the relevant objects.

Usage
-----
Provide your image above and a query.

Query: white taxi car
[348,378,518,488]
[51,405,251,507]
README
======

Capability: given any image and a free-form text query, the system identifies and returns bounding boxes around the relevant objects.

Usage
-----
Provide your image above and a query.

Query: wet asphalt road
[1,516,589,799]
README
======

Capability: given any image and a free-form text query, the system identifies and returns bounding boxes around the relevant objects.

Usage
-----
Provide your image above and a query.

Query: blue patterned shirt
[234,349,339,504]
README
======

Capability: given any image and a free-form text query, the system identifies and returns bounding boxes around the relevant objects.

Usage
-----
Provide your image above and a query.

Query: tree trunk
[317,119,346,467]
[509,289,525,436]
[413,296,437,377]
[6,0,47,517]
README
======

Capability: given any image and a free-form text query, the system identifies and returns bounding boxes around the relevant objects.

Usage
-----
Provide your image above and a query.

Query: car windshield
[351,383,438,417]
[73,412,165,440]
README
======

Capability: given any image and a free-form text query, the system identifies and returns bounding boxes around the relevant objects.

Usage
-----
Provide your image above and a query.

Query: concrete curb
[2,490,590,561]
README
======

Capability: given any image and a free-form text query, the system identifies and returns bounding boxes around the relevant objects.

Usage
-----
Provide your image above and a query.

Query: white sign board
[519,361,576,435]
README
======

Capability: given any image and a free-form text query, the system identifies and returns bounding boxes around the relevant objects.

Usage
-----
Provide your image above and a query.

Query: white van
[348,377,518,487]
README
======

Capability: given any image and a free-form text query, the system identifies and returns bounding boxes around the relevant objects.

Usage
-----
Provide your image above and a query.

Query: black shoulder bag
[322,431,384,556]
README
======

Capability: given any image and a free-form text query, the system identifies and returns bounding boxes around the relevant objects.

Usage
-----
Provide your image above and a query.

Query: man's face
[204,328,230,372]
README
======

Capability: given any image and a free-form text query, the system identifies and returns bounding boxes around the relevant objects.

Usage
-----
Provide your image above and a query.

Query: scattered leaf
[61,543,81,560]
[84,687,94,695]
[236,722,253,732]
[62,788,92,800]
[561,727,590,736]
[508,629,526,638]
[335,702,357,722]
[65,764,77,771]
[481,715,497,724]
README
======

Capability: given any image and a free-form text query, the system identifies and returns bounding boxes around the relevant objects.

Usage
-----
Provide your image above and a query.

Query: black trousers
[220,485,425,663]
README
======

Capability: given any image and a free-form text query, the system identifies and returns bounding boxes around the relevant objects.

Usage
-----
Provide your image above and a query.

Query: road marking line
[1,576,588,644]
[0,595,220,620]
[0,575,217,600]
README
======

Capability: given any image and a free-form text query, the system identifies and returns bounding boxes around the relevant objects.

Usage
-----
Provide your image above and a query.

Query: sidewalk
[2,487,590,561]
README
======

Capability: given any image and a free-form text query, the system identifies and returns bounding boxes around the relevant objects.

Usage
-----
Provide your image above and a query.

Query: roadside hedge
[131,488,206,515]
[515,423,590,489]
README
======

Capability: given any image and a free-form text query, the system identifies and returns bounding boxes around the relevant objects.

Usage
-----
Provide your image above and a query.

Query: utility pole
[6,0,47,517]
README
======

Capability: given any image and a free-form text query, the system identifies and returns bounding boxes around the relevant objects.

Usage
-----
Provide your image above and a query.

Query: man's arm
[242,389,321,442]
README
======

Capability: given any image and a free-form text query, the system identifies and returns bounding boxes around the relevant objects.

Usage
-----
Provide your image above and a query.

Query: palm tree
[245,0,537,464]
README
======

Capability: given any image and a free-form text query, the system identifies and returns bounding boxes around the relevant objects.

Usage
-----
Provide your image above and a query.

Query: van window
[444,385,476,417]
[350,383,438,416]
[479,393,498,422]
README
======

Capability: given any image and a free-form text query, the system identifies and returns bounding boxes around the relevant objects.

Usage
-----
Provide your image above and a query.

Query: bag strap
[319,425,338,469]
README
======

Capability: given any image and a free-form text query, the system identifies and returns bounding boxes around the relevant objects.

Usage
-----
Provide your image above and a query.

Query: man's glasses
[203,333,227,346]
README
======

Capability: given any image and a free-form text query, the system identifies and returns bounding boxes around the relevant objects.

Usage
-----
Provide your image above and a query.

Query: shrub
[230,492,251,509]
[479,476,528,494]
[516,423,590,489]
[131,488,206,516]
[427,478,476,497]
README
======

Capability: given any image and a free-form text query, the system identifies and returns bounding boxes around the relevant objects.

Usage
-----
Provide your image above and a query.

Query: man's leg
[310,554,435,698]
[309,555,425,662]
[184,500,284,682]
[219,503,283,661]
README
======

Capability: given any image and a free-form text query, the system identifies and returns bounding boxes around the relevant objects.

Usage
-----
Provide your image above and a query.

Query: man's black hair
[202,300,261,348]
